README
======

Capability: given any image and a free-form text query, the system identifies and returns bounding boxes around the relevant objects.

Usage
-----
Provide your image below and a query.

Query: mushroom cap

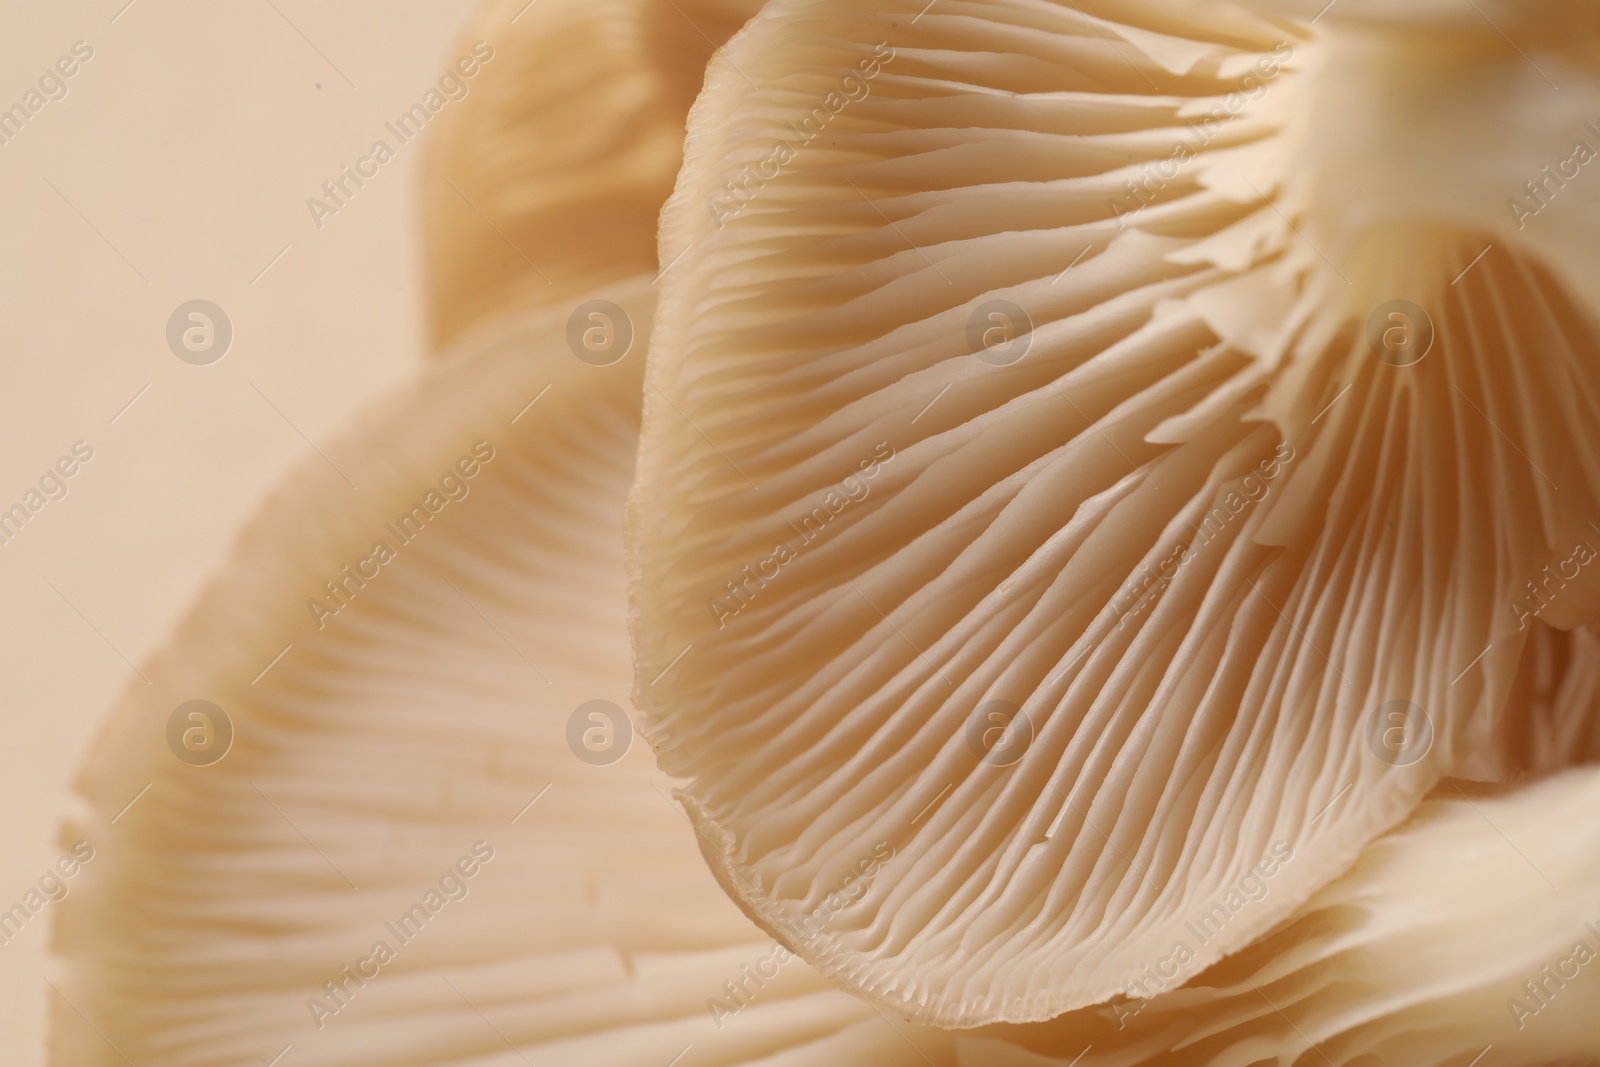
[56,298,1600,1065]
[51,283,959,1067]
[964,766,1600,1067]
[56,1,937,1059]
[420,0,762,348]
[627,0,1600,1026]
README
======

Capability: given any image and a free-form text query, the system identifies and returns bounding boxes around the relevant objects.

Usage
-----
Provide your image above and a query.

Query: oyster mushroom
[422,0,762,346]
[56,290,1600,1065]
[968,768,1600,1067]
[627,0,1600,1026]
[51,1,918,1063]
[53,296,1600,1067]
[52,276,979,1066]
[53,0,1600,1062]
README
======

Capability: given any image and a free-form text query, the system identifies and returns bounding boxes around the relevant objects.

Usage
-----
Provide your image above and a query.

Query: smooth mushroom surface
[628,0,1600,1025]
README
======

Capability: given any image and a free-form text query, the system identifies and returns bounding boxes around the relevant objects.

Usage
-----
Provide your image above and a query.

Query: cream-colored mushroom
[53,283,1600,1065]
[627,0,1600,1026]
[50,284,714,1066]
[55,0,1600,1061]
[421,0,761,347]
[55,289,1600,1064]
[967,768,1600,1066]
[51,0,917,1062]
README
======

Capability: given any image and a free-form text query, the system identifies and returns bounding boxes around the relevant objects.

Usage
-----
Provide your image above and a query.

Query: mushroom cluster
[52,0,1600,1064]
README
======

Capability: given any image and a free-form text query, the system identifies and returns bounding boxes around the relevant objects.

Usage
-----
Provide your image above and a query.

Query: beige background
[0,1,480,1061]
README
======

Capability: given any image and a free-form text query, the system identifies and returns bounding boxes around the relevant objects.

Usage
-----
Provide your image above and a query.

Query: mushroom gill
[421,0,762,348]
[967,767,1600,1067]
[53,0,1600,1061]
[49,0,899,1061]
[52,289,1600,1064]
[49,286,727,1066]
[626,0,1600,1026]
[51,281,958,1067]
